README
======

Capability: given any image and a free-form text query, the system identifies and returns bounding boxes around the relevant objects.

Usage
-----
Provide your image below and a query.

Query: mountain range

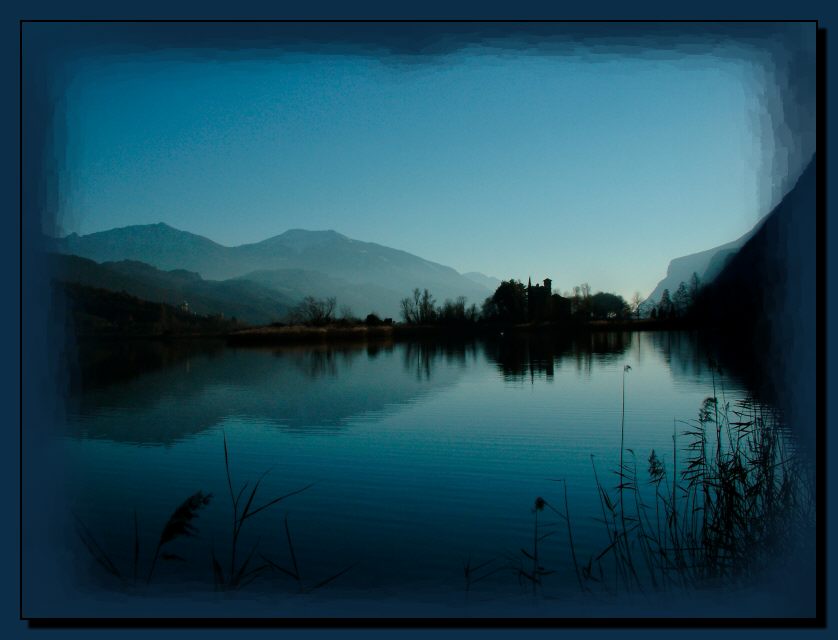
[49,153,815,326]
[48,254,296,325]
[49,226,496,321]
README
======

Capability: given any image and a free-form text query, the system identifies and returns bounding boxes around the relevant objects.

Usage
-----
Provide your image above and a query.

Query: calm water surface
[60,331,761,612]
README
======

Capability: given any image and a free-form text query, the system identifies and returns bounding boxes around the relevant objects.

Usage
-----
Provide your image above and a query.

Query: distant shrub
[364,313,383,326]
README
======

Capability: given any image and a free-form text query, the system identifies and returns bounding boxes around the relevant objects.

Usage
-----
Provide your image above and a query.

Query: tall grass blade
[309,563,356,591]
[73,513,121,579]
[147,491,212,584]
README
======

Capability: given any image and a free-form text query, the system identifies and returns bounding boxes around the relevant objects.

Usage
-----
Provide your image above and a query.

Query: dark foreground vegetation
[55,282,241,338]
[75,434,354,593]
[509,380,814,597]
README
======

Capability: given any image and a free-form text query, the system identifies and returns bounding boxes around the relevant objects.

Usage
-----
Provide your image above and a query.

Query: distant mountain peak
[281,228,345,238]
[49,222,495,317]
[253,228,350,252]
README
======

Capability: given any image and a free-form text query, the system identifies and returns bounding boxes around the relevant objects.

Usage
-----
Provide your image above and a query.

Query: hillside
[642,229,758,311]
[54,282,242,338]
[237,268,405,319]
[51,226,494,315]
[693,155,817,452]
[48,253,295,325]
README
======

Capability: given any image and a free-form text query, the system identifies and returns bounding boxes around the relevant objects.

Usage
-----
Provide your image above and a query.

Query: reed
[75,434,323,592]
[74,492,212,586]
[524,366,813,599]
[598,398,806,594]
[259,515,355,593]
[146,491,212,583]
[216,431,314,590]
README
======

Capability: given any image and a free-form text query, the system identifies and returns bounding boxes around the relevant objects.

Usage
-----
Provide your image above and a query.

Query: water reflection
[65,340,463,445]
[484,331,633,380]
[56,330,812,617]
[69,338,228,392]
[402,339,479,380]
[65,331,767,447]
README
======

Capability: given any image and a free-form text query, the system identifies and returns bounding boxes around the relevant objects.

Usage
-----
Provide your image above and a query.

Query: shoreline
[72,318,709,345]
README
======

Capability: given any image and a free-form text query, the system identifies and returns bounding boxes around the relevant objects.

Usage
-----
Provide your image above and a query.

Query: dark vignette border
[18,17,827,630]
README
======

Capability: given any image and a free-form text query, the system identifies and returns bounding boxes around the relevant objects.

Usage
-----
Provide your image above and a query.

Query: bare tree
[630,291,643,320]
[290,296,337,326]
[400,288,421,324]
[418,289,437,324]
[400,288,437,324]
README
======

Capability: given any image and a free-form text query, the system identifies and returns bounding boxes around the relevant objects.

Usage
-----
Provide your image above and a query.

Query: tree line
[648,272,702,320]
[282,275,707,329]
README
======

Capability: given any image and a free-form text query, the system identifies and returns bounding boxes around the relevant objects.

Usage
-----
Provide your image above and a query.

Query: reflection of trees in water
[570,332,633,376]
[366,343,395,360]
[644,331,710,382]
[644,330,756,390]
[402,340,478,381]
[646,330,777,407]
[67,339,461,444]
[272,343,377,379]
[484,331,633,380]
[294,348,340,378]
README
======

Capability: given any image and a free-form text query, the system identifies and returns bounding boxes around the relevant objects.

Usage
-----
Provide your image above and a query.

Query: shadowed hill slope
[694,155,817,453]
[51,226,494,315]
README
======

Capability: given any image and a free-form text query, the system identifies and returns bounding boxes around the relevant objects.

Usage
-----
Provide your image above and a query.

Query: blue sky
[57,49,774,299]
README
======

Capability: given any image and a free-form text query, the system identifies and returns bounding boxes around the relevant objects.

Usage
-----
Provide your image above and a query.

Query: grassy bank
[225,319,696,346]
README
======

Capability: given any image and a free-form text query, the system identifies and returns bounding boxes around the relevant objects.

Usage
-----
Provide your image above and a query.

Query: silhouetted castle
[527,277,552,321]
[527,277,571,323]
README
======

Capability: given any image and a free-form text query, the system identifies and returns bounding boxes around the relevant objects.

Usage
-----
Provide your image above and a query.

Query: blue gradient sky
[57,50,773,299]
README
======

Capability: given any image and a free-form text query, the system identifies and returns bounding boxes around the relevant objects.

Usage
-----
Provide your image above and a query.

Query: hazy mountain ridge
[51,225,494,317]
[642,228,759,310]
[462,272,502,291]
[693,155,816,451]
[48,253,295,325]
[236,268,406,319]
[642,153,813,312]
[701,155,815,323]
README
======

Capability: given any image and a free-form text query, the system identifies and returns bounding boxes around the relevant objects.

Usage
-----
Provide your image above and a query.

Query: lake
[48,330,813,618]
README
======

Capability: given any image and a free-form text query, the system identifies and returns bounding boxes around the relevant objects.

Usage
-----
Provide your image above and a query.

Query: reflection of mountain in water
[66,341,464,445]
[483,331,633,380]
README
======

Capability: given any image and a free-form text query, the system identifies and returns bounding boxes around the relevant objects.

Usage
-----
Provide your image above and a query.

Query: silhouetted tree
[658,288,673,319]
[364,313,383,326]
[400,288,421,324]
[290,296,336,326]
[418,289,437,324]
[482,279,528,324]
[590,292,630,320]
[435,297,480,325]
[439,296,464,324]
[400,288,437,324]
[630,291,643,320]
[689,272,701,300]
[549,293,572,322]
[673,282,691,317]
[569,283,593,319]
